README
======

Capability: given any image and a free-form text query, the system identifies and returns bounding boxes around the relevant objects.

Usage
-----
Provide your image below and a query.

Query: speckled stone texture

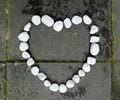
[0,0,6,61]
[0,63,5,100]
[8,0,110,61]
[113,0,120,99]
[7,63,111,100]
[1,0,120,100]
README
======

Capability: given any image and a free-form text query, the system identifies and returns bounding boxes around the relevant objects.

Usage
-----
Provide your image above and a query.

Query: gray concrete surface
[0,0,120,100]
[113,0,120,60]
[8,0,110,61]
[0,0,6,61]
[7,63,111,100]
[0,63,5,100]
[113,63,120,100]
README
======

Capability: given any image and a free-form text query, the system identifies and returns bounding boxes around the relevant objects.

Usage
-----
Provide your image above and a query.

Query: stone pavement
[0,0,120,100]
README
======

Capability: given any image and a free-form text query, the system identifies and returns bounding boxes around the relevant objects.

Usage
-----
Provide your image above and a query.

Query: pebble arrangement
[18,15,100,93]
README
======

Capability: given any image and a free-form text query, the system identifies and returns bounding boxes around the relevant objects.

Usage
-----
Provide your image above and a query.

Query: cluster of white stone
[18,14,100,93]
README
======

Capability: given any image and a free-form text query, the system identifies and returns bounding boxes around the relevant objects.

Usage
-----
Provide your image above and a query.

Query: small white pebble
[66,80,75,88]
[19,42,29,51]
[72,74,80,84]
[90,36,100,43]
[49,83,59,92]
[59,84,67,93]
[38,72,47,81]
[71,15,82,25]
[63,18,72,28]
[78,70,85,77]
[27,58,35,66]
[41,15,54,27]
[31,15,41,25]
[22,51,30,59]
[90,43,100,56]
[24,23,31,31]
[87,57,96,65]
[18,32,29,42]
[44,80,51,87]
[83,15,92,25]
[90,25,99,34]
[31,66,39,76]
[82,63,91,73]
[53,21,63,32]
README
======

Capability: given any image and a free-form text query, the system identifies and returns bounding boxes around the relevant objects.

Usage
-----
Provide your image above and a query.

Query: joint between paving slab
[5,0,9,60]
[0,59,112,63]
[4,0,9,100]
[110,0,116,100]
[3,63,8,100]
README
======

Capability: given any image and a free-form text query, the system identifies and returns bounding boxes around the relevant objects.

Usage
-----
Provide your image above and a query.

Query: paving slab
[113,63,120,100]
[0,63,5,99]
[7,62,111,100]
[8,0,111,61]
[0,0,6,61]
[113,0,120,60]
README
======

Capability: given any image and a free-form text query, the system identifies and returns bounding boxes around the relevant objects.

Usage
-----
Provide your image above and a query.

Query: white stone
[63,18,72,28]
[44,80,51,87]
[90,43,100,56]
[90,25,99,34]
[24,23,31,31]
[83,15,92,25]
[38,72,47,81]
[59,84,67,93]
[18,32,29,42]
[82,63,91,73]
[41,15,54,27]
[78,70,85,77]
[72,75,80,84]
[49,83,59,92]
[19,42,29,51]
[90,36,100,43]
[66,80,75,88]
[31,66,39,76]
[53,21,63,32]
[87,57,96,65]
[71,15,82,25]
[31,15,41,25]
[27,58,35,66]
[22,51,30,59]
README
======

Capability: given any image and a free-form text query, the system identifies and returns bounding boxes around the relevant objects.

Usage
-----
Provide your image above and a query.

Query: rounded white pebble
[72,75,80,84]
[87,57,96,65]
[53,21,63,32]
[27,58,35,66]
[49,83,59,92]
[41,15,54,27]
[78,70,85,77]
[38,72,47,81]
[31,15,41,25]
[24,23,31,31]
[66,80,75,88]
[90,25,99,34]
[59,84,67,93]
[31,66,39,76]
[19,42,29,51]
[18,32,29,42]
[71,15,82,25]
[44,80,51,87]
[22,51,30,59]
[63,18,72,28]
[90,36,100,43]
[83,15,92,25]
[90,43,100,56]
[82,63,91,73]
